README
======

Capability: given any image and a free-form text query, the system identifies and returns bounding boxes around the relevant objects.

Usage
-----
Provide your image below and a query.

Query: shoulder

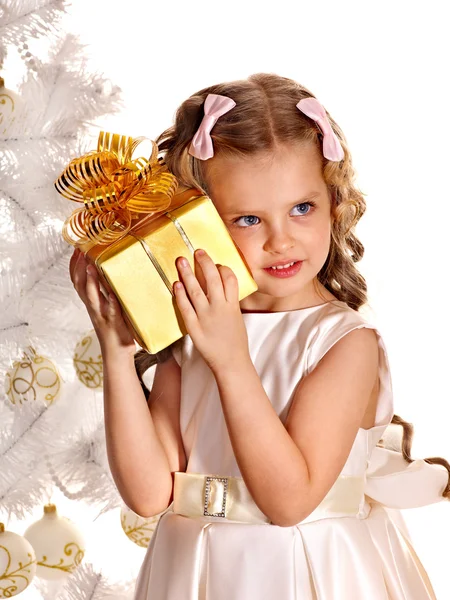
[316,325,379,375]
[314,299,371,329]
[305,300,380,374]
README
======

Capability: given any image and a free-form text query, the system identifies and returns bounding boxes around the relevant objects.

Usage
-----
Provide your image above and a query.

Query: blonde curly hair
[134,73,450,500]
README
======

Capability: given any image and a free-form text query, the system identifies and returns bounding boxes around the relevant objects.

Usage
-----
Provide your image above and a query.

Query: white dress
[134,300,448,599]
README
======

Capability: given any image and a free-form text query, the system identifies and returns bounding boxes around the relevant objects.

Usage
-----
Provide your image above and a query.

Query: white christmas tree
[0,1,155,598]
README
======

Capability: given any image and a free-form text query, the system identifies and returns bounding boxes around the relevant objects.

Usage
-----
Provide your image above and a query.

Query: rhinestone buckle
[203,476,228,517]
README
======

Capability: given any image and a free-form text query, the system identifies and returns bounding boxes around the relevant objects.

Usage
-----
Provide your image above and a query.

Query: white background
[66,0,449,595]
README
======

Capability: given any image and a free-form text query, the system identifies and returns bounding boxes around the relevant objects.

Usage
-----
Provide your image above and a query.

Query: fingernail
[196,249,205,257]
[179,257,188,267]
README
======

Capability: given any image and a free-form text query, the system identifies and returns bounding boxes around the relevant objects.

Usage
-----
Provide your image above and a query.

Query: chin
[256,281,306,298]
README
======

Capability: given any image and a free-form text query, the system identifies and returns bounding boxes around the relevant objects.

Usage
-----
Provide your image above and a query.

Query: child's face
[204,141,333,311]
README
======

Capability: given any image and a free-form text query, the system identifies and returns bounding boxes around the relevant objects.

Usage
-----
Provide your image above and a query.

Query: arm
[69,247,181,519]
[103,348,176,518]
[212,327,379,527]
[171,249,379,526]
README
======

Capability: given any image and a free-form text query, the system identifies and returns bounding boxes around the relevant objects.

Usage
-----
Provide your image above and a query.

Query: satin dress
[134,300,447,600]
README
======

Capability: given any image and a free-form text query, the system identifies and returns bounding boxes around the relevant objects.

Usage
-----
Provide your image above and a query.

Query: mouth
[262,260,303,278]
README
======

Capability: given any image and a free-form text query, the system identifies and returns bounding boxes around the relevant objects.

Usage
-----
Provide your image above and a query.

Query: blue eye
[232,201,316,228]
[292,202,314,216]
[237,215,259,227]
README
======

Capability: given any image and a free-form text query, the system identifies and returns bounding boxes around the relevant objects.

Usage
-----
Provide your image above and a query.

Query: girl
[70,73,449,599]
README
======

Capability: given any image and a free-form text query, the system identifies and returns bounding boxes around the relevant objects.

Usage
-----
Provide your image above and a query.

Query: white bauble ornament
[23,504,85,580]
[0,523,37,596]
[0,78,22,135]
[4,346,62,406]
[120,504,171,548]
[73,329,103,388]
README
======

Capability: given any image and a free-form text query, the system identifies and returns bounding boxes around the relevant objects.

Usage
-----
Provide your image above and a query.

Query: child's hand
[174,249,250,373]
[69,248,136,357]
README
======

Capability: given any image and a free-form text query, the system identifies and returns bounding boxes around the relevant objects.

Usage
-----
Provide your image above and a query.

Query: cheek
[228,230,256,264]
[315,217,332,243]
[307,220,331,262]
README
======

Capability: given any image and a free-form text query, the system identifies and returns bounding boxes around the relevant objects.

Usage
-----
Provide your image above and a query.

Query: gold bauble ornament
[4,347,62,406]
[0,522,37,597]
[23,504,85,581]
[73,329,103,388]
[120,504,170,548]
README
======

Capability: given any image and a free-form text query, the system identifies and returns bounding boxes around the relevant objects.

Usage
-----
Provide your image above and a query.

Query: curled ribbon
[55,131,179,246]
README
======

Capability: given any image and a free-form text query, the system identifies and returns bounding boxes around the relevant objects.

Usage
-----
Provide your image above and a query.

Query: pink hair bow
[188,93,236,160]
[296,98,344,162]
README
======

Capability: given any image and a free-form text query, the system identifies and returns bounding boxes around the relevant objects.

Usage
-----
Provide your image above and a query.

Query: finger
[92,265,115,297]
[77,253,114,299]
[104,289,123,319]
[70,248,83,285]
[85,265,109,316]
[69,248,80,283]
[72,251,89,302]
[176,256,209,313]
[192,254,208,296]
[173,280,199,329]
[194,249,225,304]
[218,265,240,304]
[73,252,123,322]
[99,276,115,298]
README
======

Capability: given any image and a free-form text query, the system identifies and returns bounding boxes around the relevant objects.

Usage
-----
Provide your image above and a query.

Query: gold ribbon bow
[55,131,179,246]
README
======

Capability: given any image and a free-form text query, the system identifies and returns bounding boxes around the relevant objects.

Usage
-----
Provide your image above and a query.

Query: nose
[262,224,296,255]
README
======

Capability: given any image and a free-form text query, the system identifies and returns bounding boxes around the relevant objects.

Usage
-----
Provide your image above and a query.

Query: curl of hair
[134,73,449,500]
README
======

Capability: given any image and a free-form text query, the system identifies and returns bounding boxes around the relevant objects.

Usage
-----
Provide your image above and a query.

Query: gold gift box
[82,188,258,354]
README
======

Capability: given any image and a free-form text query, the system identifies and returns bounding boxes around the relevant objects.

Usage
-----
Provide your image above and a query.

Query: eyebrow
[223,192,322,217]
